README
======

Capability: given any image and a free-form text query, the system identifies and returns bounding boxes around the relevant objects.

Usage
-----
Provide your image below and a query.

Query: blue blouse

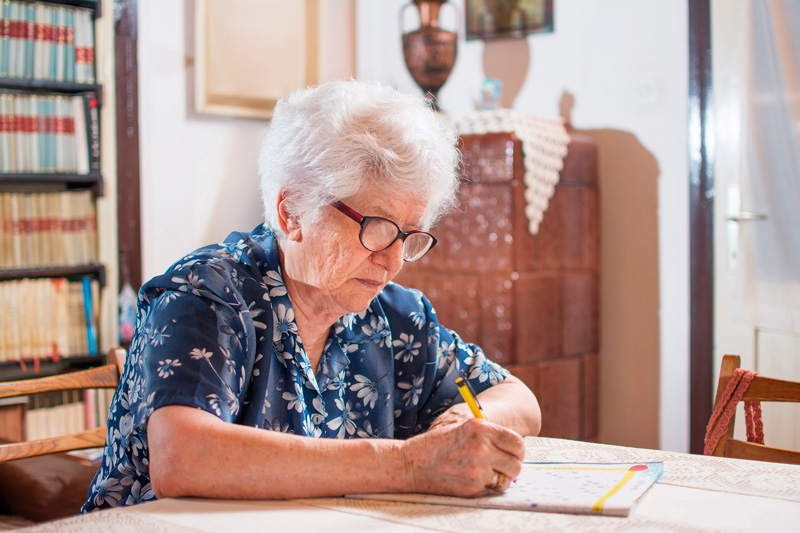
[81,224,509,512]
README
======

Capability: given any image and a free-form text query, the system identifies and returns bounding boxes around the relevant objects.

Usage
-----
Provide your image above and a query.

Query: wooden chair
[0,347,125,464]
[706,354,800,465]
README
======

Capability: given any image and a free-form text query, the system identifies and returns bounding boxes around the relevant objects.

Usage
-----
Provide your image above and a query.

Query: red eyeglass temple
[331,201,364,223]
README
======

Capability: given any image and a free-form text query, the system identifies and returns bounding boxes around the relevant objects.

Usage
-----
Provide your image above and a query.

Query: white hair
[258,79,460,237]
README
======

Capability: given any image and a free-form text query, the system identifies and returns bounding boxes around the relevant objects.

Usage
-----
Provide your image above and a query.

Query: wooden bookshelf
[0,263,105,283]
[0,354,104,383]
[0,0,107,384]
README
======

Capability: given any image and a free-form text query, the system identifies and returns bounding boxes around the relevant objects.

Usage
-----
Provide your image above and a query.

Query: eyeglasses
[330,200,437,262]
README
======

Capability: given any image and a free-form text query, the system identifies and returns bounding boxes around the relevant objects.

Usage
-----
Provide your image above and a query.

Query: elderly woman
[82,80,540,512]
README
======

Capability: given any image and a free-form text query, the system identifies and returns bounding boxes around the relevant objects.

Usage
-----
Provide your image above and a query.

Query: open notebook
[347,462,664,517]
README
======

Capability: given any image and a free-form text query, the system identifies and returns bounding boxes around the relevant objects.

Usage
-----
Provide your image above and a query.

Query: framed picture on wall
[194,0,355,120]
[465,0,554,41]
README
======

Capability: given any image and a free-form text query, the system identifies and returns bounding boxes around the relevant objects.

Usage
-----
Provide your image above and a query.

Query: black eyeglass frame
[330,200,437,262]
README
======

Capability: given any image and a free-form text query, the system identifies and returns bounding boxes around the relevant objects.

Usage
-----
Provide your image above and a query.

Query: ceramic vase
[401,0,457,111]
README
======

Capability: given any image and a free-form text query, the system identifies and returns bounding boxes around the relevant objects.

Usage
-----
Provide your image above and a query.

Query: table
[21,437,800,532]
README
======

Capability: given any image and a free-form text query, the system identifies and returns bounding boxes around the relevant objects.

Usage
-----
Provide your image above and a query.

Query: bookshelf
[0,0,114,439]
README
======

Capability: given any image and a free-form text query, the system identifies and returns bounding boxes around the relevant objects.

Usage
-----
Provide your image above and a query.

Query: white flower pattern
[81,225,509,514]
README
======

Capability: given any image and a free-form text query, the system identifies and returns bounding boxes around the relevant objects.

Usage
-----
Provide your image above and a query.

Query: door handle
[726,184,768,270]
[728,212,768,222]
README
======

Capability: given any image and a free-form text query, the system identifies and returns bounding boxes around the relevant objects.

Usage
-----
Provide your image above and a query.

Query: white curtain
[734,0,800,334]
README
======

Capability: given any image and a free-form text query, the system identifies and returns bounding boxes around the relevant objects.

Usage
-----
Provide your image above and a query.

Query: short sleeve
[134,288,249,427]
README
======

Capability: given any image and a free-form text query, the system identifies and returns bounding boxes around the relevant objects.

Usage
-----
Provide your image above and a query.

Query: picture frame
[194,0,355,120]
[464,0,554,41]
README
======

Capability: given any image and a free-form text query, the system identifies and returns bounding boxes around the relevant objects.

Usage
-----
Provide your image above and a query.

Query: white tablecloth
[22,437,800,532]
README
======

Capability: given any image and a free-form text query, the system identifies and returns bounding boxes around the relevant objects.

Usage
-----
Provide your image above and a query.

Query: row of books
[0,189,97,268]
[0,91,97,174]
[0,275,98,362]
[0,0,95,83]
[24,387,114,441]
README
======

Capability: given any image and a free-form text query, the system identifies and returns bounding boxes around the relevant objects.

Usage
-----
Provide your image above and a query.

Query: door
[712,0,800,449]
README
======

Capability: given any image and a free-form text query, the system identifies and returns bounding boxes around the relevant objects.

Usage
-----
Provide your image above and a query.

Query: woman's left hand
[427,403,475,431]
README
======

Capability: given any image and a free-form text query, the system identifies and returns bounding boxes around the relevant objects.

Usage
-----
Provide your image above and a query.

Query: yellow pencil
[455,376,485,419]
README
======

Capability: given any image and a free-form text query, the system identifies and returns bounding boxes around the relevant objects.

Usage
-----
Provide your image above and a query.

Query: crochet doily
[447,110,571,234]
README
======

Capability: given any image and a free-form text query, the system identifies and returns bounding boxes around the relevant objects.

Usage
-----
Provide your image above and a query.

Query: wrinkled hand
[401,418,525,497]
[427,403,475,431]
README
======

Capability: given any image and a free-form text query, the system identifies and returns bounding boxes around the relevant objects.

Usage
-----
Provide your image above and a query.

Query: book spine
[63,94,75,172]
[72,92,88,173]
[35,192,48,266]
[19,191,31,266]
[53,277,68,357]
[36,92,46,171]
[82,276,97,355]
[14,2,24,79]
[27,92,37,172]
[59,189,71,265]
[22,191,35,266]
[64,8,74,82]
[84,8,94,83]
[42,2,51,81]
[86,190,97,261]
[18,92,28,171]
[72,188,84,263]
[7,2,16,78]
[0,281,6,362]
[12,94,22,172]
[47,95,55,172]
[83,92,99,174]
[8,191,20,265]
[0,192,8,268]
[54,94,65,171]
[24,3,33,79]
[7,92,15,172]
[9,279,21,361]
[50,191,63,263]
[73,7,84,83]
[55,6,65,82]
[0,1,10,78]
[47,5,56,81]
[33,4,45,80]
[0,93,8,172]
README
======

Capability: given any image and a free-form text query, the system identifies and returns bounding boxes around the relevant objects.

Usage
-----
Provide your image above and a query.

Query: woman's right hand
[399,418,525,497]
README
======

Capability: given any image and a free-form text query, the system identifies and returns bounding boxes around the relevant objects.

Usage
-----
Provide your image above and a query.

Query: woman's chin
[341,292,381,316]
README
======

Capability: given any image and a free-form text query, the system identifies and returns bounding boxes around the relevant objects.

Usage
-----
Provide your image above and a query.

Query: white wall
[138,2,267,280]
[138,0,690,451]
[358,0,689,451]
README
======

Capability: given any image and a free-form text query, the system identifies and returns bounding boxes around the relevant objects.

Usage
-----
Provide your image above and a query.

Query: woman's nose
[372,239,405,273]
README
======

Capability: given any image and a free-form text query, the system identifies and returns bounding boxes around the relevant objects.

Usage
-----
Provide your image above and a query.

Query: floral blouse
[81,224,509,512]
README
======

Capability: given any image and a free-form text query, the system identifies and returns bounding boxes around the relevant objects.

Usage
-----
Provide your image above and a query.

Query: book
[64,8,74,82]
[347,462,664,517]
[23,2,33,79]
[0,1,10,78]
[72,91,88,173]
[82,275,97,355]
[83,92,99,173]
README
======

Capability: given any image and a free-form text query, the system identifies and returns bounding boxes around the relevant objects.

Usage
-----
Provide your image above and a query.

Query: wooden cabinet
[396,132,599,440]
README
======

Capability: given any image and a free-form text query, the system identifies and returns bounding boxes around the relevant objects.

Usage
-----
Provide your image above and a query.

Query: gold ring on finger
[488,471,506,491]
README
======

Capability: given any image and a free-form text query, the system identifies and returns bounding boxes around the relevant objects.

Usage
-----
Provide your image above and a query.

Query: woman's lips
[357,278,383,289]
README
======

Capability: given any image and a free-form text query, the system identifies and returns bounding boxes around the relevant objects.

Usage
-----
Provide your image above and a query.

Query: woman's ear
[277,190,302,242]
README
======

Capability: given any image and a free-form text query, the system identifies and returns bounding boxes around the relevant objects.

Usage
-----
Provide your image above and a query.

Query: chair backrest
[707,354,800,465]
[0,348,124,463]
